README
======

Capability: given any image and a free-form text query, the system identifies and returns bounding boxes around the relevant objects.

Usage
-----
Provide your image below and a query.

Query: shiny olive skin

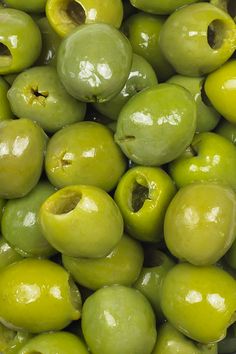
[164,183,236,266]
[19,332,89,354]
[0,77,14,121]
[134,249,175,321]
[215,120,236,145]
[169,132,236,191]
[205,60,236,123]
[0,237,23,268]
[36,17,61,66]
[114,166,176,242]
[130,0,199,14]
[0,118,46,199]
[82,285,157,354]
[0,258,81,333]
[7,66,86,133]
[159,3,236,76]
[167,75,220,132]
[46,0,123,37]
[93,54,158,121]
[40,185,124,258]
[4,0,46,13]
[45,121,127,192]
[0,324,32,354]
[115,83,197,166]
[57,23,132,103]
[1,181,56,258]
[122,13,175,82]
[161,263,236,343]
[152,322,218,354]
[62,234,143,290]
[0,9,42,74]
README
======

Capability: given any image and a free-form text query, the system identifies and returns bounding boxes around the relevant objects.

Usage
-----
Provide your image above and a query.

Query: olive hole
[0,43,12,66]
[31,87,49,99]
[144,249,165,267]
[228,0,236,19]
[131,180,150,212]
[207,19,227,50]
[67,0,86,25]
[48,192,81,215]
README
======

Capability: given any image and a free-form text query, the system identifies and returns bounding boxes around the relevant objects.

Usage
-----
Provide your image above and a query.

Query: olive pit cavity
[31,87,49,99]
[0,43,12,65]
[131,180,150,212]
[207,20,227,49]
[49,192,81,215]
[67,0,86,25]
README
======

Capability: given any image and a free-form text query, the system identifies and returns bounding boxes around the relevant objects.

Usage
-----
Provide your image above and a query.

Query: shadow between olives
[207,19,227,50]
[228,0,236,19]
[0,43,12,66]
[66,0,86,25]
[144,249,165,267]
[47,192,82,215]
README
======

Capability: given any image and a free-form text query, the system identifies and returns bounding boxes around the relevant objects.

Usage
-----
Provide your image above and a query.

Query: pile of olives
[0,0,236,353]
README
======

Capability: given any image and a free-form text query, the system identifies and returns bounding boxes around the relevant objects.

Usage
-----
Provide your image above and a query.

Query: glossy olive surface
[0,77,14,121]
[57,23,132,102]
[0,9,42,74]
[7,66,86,133]
[161,263,236,343]
[169,132,236,191]
[167,75,220,132]
[115,83,196,166]
[0,324,32,354]
[40,185,124,258]
[19,331,89,354]
[205,60,236,123]
[93,53,158,121]
[114,166,176,242]
[0,237,23,268]
[130,0,199,14]
[134,249,175,321]
[46,0,123,37]
[0,118,46,199]
[82,285,157,354]
[122,12,175,82]
[62,234,143,290]
[0,258,81,333]
[45,121,127,192]
[4,0,46,13]
[152,322,218,354]
[1,181,57,258]
[164,183,236,265]
[159,3,236,76]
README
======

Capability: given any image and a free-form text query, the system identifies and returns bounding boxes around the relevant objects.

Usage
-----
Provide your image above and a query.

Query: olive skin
[167,75,220,132]
[0,237,23,269]
[0,324,32,354]
[93,54,158,121]
[82,285,157,354]
[114,166,176,242]
[0,258,81,333]
[169,132,236,191]
[164,183,236,266]
[57,23,132,103]
[161,263,236,343]
[152,322,218,354]
[45,121,127,192]
[205,60,236,123]
[7,66,86,133]
[1,181,57,258]
[0,119,46,199]
[62,234,143,290]
[122,13,175,82]
[130,0,199,15]
[215,120,236,145]
[159,3,236,76]
[46,0,124,37]
[0,77,14,121]
[115,83,196,166]
[39,185,124,258]
[18,332,89,354]
[4,0,46,13]
[0,9,42,75]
